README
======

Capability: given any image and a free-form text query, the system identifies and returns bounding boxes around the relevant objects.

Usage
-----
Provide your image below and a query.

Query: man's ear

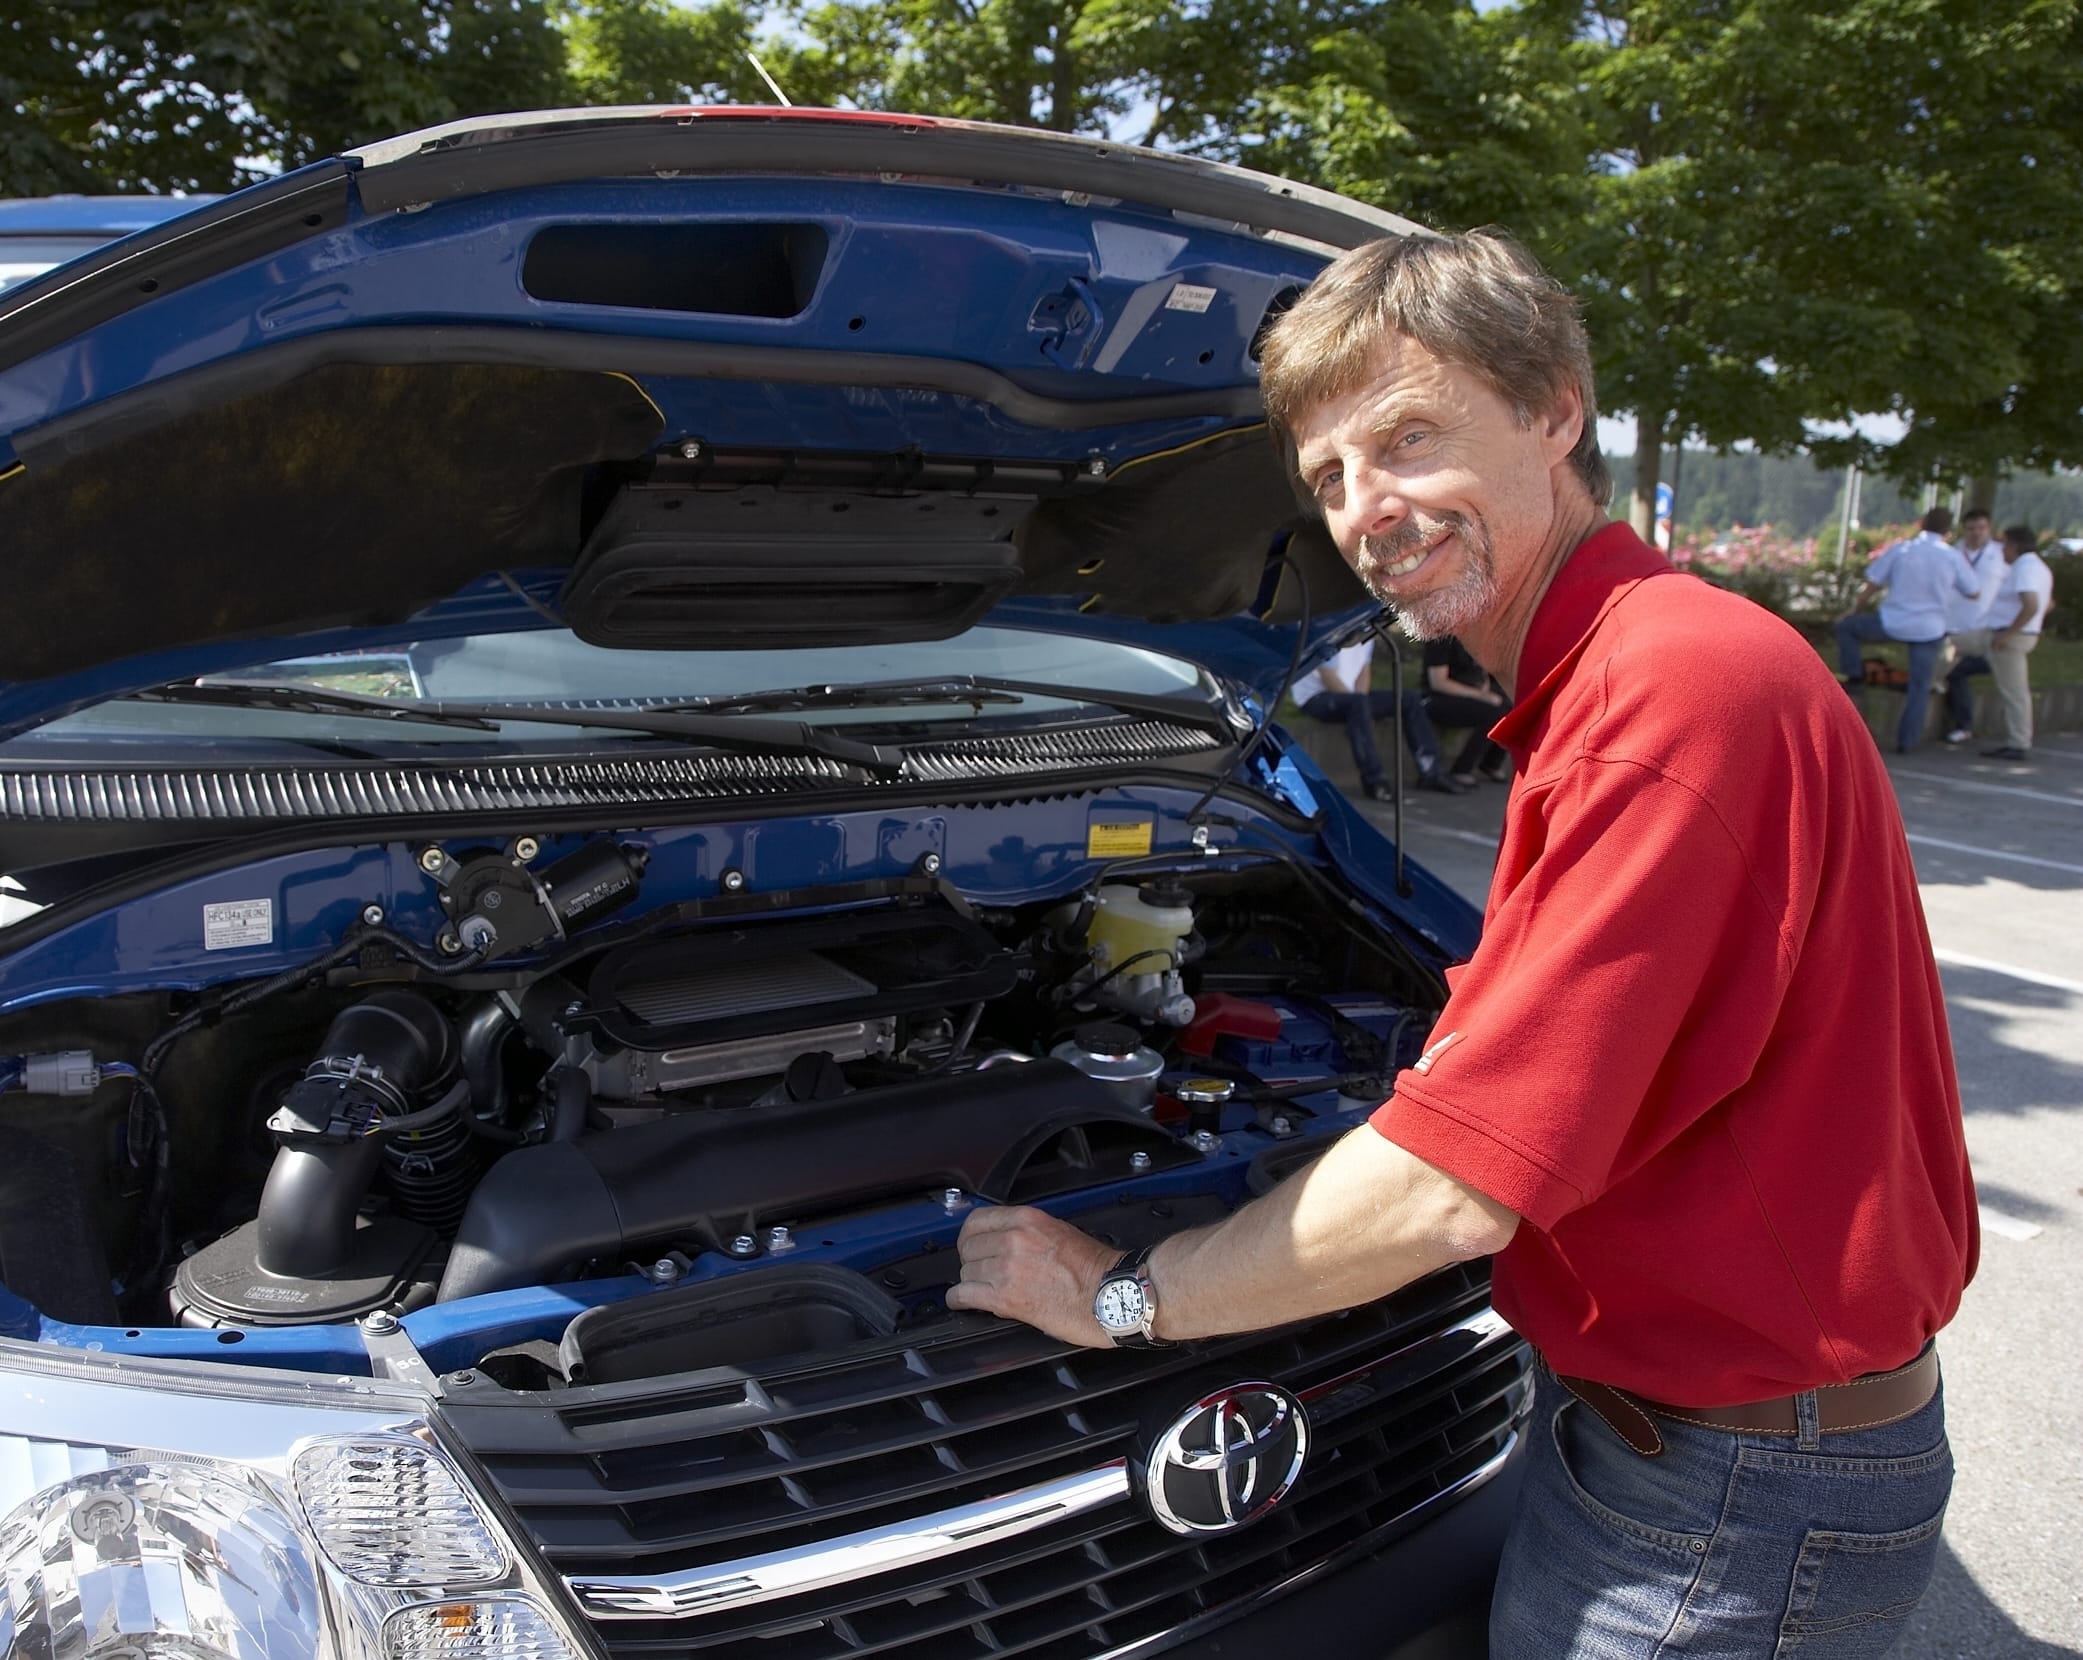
[1539,383,1585,466]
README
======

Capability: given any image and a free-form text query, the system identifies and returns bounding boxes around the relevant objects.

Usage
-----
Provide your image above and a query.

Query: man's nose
[1338,459,1410,542]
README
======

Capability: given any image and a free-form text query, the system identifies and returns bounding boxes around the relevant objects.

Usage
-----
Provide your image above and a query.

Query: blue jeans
[1834,613,1943,752]
[1491,1364,1951,1659]
[1299,688,1443,787]
[1943,654,1989,733]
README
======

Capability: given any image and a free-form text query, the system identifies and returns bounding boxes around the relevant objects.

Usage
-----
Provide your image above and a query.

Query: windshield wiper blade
[124,681,906,776]
[130,681,501,730]
[660,679,1024,716]
[662,674,1235,735]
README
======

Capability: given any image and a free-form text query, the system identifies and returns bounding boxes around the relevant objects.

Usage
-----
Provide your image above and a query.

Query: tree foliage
[1563,0,2083,532]
[2,0,572,193]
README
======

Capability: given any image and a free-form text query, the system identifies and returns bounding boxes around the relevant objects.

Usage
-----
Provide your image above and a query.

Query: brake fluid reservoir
[1084,882,1193,972]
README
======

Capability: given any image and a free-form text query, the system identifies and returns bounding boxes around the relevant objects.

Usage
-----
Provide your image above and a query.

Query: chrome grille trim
[1091,1432,1522,1660]
[566,1460,1131,1620]
[0,722,1220,821]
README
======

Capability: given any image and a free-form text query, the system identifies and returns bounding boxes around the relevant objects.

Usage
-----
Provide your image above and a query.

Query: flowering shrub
[1670,522,1884,620]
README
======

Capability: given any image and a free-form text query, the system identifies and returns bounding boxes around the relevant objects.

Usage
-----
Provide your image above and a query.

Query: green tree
[558,0,779,106]
[1568,0,2083,539]
[773,0,1302,136]
[0,0,573,194]
[1216,0,1596,251]
[1856,14,2083,494]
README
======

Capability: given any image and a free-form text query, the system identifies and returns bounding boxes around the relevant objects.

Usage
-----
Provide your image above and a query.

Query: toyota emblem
[1145,1382,1310,1536]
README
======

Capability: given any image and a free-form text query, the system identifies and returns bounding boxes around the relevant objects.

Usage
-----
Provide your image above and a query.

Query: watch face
[1095,1274,1146,1332]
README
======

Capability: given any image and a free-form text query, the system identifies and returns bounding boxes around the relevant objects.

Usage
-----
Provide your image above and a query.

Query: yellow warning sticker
[1087,820,1154,858]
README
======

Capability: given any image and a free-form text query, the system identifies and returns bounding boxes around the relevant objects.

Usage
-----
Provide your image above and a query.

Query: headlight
[0,1351,593,1660]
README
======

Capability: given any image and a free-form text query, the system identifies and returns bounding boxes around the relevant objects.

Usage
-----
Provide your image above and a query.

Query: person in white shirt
[1981,525,2055,760]
[1939,508,2010,743]
[1290,636,1472,799]
[1834,506,1981,753]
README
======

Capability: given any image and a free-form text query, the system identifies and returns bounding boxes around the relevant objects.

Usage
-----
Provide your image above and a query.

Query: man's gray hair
[1259,230,1611,509]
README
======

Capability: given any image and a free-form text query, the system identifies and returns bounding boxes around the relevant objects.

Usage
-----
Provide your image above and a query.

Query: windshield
[5,625,1212,754]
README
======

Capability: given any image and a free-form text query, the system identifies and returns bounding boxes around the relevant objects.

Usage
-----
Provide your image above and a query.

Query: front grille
[440,1262,1530,1659]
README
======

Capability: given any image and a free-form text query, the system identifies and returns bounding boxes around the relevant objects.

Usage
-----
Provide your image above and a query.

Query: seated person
[1422,635,1511,782]
[1834,506,1980,753]
[1290,636,1471,800]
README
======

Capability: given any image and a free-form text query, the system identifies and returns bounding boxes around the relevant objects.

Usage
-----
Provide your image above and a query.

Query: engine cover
[436,1059,1193,1302]
[549,899,1018,1098]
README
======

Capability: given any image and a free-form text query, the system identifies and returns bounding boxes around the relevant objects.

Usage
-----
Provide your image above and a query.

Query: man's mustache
[1357,514,1465,577]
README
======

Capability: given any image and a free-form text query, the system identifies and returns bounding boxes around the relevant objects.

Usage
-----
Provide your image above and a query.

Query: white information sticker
[203,898,274,951]
[1164,283,1217,314]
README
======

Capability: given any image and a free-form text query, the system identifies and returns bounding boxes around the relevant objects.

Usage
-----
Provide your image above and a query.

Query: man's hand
[1994,628,2017,647]
[947,1206,1123,1347]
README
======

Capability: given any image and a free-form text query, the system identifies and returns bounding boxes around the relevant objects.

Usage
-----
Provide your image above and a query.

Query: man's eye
[1399,429,1430,448]
[1313,467,1342,498]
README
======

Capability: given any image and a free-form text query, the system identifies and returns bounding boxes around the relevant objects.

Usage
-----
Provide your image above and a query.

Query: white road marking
[1891,768,2081,808]
[1932,949,2083,996]
[1906,833,2083,876]
[1977,1206,2044,1242]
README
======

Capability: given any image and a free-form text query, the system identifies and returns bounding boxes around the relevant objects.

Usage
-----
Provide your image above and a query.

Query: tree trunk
[1630,407,1663,542]
[1968,472,2000,517]
[1046,4,1083,132]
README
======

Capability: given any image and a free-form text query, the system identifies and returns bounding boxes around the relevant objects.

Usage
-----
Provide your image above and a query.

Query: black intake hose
[548,1064,592,1142]
[253,991,457,1280]
[253,1137,390,1280]
[436,1059,1189,1302]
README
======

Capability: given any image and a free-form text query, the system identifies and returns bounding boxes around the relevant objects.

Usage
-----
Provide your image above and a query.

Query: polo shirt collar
[1493,519,1671,750]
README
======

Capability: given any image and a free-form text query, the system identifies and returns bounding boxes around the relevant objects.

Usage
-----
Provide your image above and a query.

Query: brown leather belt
[1557,1344,1939,1458]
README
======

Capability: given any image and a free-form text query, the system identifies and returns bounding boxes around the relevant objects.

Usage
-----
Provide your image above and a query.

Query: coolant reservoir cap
[1174,1077,1236,1105]
[1072,1022,1144,1061]
[1136,881,1191,909]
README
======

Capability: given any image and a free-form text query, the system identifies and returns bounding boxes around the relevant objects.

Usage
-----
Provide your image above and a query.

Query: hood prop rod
[1367,612,1414,898]
[1181,547,1309,829]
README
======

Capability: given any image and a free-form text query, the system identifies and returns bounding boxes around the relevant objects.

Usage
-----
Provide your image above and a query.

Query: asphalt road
[1363,733,2083,1658]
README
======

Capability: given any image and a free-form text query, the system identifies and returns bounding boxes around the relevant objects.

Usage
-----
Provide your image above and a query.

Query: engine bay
[0,818,1448,1388]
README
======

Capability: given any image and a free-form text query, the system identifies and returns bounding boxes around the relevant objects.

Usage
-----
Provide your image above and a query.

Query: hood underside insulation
[3,361,664,684]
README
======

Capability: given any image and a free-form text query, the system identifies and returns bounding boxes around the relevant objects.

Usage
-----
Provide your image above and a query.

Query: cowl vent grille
[0,722,1220,823]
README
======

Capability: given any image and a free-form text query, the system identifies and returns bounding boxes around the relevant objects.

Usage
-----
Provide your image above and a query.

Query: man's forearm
[948,1121,1519,1347]
[1147,1124,1519,1340]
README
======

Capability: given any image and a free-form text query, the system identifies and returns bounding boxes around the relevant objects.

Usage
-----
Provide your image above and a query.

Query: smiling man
[949,230,1977,1657]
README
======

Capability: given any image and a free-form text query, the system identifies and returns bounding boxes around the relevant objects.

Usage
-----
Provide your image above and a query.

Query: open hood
[0,109,1410,736]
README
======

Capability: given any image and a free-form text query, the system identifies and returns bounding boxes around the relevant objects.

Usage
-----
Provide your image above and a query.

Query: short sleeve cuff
[1371,1078,1590,1233]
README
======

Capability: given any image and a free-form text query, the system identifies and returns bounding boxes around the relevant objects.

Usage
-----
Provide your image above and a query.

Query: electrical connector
[12,1051,103,1096]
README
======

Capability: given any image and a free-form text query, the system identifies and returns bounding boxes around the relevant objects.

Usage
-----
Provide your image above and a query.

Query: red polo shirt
[1372,522,1977,1404]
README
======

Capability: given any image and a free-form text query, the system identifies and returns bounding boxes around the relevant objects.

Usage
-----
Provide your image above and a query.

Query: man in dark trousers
[1421,633,1510,782]
[1290,633,1473,797]
[949,229,1975,1658]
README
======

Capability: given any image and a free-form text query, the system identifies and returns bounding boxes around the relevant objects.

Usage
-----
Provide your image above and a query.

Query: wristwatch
[1092,1244,1169,1348]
